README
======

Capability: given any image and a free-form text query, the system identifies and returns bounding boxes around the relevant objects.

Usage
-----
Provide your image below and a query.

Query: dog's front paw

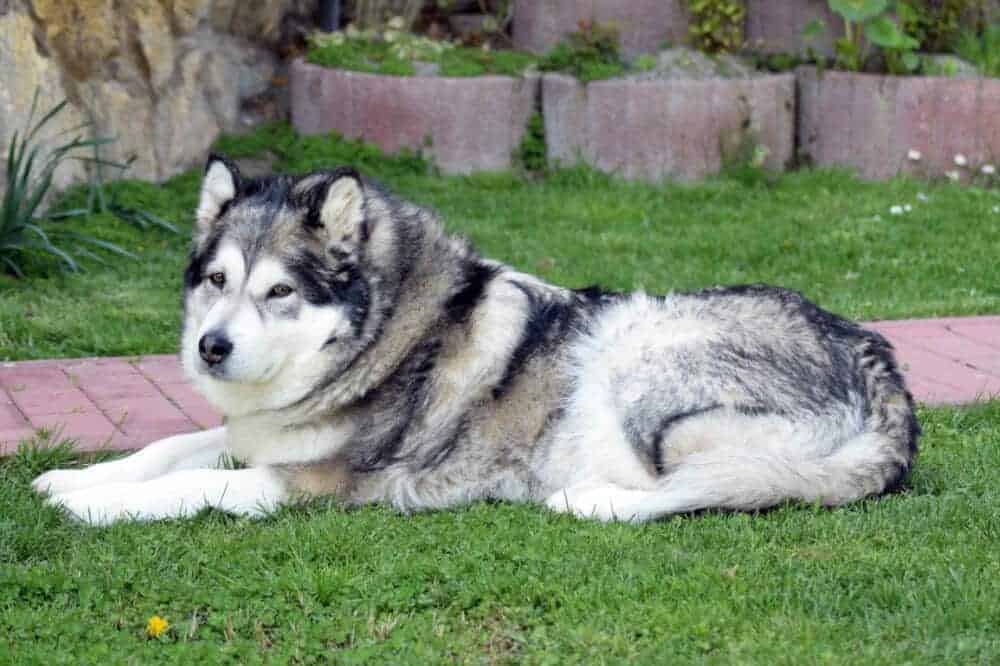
[46,486,136,526]
[32,468,97,496]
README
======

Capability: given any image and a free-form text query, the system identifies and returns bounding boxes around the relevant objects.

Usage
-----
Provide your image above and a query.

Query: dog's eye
[208,272,226,288]
[268,284,294,299]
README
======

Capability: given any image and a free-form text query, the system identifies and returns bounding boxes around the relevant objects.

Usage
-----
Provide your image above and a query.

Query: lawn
[1,122,999,361]
[2,405,999,662]
[2,124,999,662]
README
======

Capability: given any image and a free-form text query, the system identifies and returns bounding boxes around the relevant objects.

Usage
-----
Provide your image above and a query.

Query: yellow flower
[146,615,169,638]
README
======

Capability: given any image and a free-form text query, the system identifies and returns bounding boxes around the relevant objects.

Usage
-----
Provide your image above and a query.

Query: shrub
[1,94,135,277]
[686,0,746,54]
[538,21,625,82]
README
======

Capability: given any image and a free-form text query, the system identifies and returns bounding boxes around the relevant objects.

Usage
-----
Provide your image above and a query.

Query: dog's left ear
[295,168,367,258]
[195,154,241,242]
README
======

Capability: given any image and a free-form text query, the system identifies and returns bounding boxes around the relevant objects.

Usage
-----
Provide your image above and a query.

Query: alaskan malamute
[33,156,919,525]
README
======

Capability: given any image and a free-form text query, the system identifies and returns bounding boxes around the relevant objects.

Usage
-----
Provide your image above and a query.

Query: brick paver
[0,316,998,454]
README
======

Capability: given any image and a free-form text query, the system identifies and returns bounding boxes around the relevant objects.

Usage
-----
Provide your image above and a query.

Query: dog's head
[181,155,383,416]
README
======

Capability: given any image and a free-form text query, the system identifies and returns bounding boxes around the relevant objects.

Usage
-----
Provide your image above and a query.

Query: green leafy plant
[826,0,921,72]
[1,93,135,277]
[538,21,625,82]
[898,0,983,53]
[956,22,1000,76]
[686,0,746,54]
[513,111,546,174]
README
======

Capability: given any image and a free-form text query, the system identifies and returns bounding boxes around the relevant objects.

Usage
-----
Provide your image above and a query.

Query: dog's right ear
[195,154,240,242]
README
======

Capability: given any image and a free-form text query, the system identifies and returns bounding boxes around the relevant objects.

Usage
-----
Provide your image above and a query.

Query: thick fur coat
[33,158,919,525]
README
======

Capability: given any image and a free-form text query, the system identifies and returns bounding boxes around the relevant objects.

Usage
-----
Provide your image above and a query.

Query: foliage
[307,28,538,77]
[956,22,1000,76]
[823,0,921,73]
[538,21,625,82]
[1,93,135,278]
[513,111,547,174]
[898,0,983,52]
[686,0,746,54]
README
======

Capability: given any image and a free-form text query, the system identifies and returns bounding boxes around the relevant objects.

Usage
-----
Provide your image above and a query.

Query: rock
[0,10,87,195]
[628,48,757,81]
[131,0,177,93]
[0,0,301,194]
[920,54,981,79]
[449,13,493,41]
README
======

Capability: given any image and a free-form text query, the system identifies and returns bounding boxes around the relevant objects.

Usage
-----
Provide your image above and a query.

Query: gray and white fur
[33,157,920,525]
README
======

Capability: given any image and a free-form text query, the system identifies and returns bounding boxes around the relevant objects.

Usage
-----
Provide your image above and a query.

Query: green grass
[2,123,999,661]
[1,403,999,662]
[2,122,998,361]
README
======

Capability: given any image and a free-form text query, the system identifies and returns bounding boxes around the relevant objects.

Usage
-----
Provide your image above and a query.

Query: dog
[31,156,920,525]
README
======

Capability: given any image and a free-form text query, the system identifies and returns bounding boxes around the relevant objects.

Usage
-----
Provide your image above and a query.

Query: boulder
[0,0,307,196]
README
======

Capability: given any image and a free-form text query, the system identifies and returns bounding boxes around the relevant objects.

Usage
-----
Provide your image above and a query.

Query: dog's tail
[639,333,920,517]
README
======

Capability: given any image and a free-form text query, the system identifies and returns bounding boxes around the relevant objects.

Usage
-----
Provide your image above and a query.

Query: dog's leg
[46,466,287,526]
[32,427,228,496]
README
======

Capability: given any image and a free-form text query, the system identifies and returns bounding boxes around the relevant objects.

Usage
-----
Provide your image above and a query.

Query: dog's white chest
[226,414,356,466]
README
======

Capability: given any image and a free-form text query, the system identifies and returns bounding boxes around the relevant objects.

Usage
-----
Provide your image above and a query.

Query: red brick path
[1,316,998,454]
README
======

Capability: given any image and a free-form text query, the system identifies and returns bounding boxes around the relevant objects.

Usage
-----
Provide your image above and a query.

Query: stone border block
[797,67,1000,179]
[543,73,795,182]
[745,0,843,57]
[291,59,539,175]
[512,0,690,60]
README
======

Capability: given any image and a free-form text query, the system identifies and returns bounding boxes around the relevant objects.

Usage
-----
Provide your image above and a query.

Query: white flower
[904,204,913,212]
[907,149,922,161]
[954,154,968,167]
[993,205,1000,214]
[916,192,929,202]
[890,205,905,215]
[982,164,996,175]
[387,15,406,30]
[945,170,961,182]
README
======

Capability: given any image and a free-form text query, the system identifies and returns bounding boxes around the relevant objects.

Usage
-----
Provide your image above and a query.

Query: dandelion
[146,615,169,638]
[982,164,996,175]
[890,205,905,215]
[954,154,968,167]
[907,149,922,161]
[945,170,961,182]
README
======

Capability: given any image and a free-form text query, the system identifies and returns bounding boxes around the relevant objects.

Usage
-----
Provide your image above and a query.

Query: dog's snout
[198,332,233,366]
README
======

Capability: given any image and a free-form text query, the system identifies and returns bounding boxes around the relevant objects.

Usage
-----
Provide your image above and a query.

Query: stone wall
[0,0,315,194]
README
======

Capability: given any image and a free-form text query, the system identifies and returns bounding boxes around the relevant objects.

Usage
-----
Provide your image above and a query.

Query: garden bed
[798,66,1000,179]
[543,72,795,181]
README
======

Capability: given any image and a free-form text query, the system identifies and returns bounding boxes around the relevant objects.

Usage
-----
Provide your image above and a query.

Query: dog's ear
[195,154,240,241]
[294,168,367,260]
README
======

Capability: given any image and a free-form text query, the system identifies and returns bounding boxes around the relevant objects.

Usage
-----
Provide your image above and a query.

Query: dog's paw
[46,486,136,526]
[32,468,98,496]
[544,486,648,523]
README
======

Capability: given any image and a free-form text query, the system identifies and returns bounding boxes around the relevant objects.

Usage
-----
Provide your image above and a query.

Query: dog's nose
[198,332,233,366]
